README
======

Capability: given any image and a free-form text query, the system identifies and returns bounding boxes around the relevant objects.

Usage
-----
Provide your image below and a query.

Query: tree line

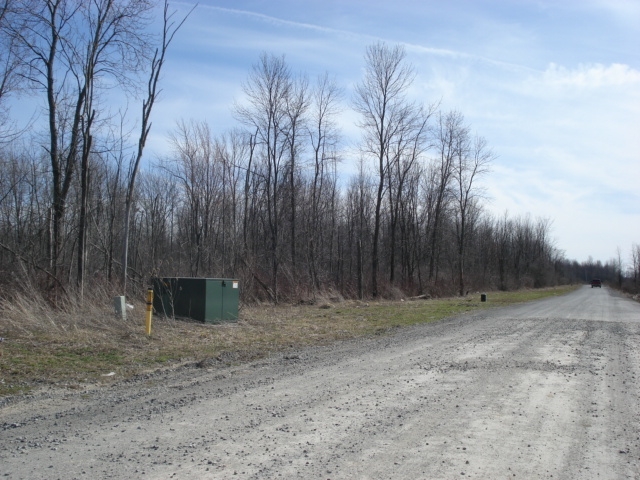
[1,2,635,304]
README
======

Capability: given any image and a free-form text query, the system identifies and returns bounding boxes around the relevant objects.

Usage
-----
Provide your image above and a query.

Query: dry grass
[0,285,579,396]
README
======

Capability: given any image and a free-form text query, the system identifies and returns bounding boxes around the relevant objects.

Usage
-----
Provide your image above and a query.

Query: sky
[21,0,640,266]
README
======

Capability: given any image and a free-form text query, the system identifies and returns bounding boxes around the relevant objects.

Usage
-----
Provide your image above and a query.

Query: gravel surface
[1,285,640,479]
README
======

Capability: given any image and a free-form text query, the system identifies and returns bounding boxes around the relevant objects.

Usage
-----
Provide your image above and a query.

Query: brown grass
[0,285,579,396]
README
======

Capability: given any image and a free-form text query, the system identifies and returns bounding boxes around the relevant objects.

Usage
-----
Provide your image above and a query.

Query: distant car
[591,279,602,288]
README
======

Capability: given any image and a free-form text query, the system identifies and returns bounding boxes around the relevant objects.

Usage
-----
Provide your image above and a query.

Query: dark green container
[152,277,239,323]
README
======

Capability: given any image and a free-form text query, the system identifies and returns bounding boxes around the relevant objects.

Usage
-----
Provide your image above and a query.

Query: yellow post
[145,288,153,336]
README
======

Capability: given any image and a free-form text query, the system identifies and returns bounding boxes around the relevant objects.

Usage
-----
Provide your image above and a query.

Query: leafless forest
[1,1,638,305]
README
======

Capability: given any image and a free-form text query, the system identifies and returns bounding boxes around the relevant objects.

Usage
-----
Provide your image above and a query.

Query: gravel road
[2,286,640,479]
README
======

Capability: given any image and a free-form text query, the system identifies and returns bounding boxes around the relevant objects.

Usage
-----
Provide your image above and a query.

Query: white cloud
[541,63,640,89]
[190,3,372,44]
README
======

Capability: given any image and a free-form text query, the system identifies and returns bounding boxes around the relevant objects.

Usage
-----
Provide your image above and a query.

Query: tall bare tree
[428,110,461,284]
[214,129,247,275]
[283,75,308,273]
[385,105,433,284]
[453,131,493,296]
[165,120,218,276]
[0,0,23,139]
[306,72,341,292]
[11,0,154,294]
[121,0,193,294]
[235,52,293,302]
[347,158,373,298]
[353,42,417,297]
[75,0,157,295]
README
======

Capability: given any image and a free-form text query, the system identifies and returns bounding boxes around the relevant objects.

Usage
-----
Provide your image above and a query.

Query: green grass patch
[2,344,125,381]
[0,285,579,397]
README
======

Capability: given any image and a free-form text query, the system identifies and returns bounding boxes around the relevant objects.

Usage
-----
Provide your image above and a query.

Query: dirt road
[2,286,640,479]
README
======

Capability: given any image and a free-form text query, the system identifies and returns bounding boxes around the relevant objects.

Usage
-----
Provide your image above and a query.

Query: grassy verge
[0,285,579,397]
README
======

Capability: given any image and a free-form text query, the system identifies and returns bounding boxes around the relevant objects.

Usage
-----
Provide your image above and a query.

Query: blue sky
[122,1,640,265]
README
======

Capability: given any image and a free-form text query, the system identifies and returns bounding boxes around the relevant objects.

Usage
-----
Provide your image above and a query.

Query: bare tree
[10,0,155,294]
[428,110,460,285]
[306,72,342,293]
[345,158,373,299]
[385,105,433,284]
[495,211,512,290]
[15,0,84,285]
[214,129,247,275]
[121,0,193,294]
[0,0,23,139]
[631,243,639,292]
[135,168,177,276]
[283,74,309,273]
[397,160,423,288]
[615,246,623,288]
[75,0,159,296]
[235,52,293,302]
[241,128,258,256]
[95,112,130,283]
[165,119,218,276]
[161,121,245,278]
[353,42,417,297]
[453,131,493,295]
